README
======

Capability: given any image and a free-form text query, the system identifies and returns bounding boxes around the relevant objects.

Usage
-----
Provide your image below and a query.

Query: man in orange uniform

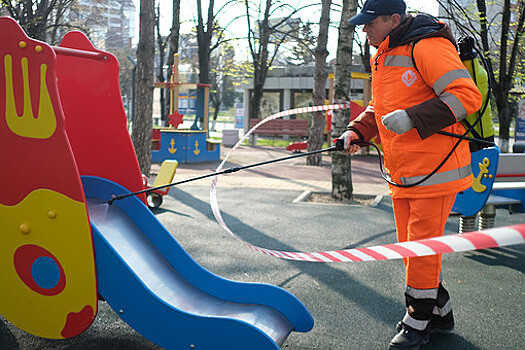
[342,0,482,349]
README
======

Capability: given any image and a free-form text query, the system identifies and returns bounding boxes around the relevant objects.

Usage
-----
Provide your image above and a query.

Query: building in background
[238,64,366,131]
[67,0,136,50]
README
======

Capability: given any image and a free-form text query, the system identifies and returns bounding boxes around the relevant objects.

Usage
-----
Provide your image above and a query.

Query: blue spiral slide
[81,176,313,349]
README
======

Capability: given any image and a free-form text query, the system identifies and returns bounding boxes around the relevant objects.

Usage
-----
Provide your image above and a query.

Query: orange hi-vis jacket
[349,14,482,198]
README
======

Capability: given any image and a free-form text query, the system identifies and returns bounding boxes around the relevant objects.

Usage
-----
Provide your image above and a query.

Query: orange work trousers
[392,194,457,290]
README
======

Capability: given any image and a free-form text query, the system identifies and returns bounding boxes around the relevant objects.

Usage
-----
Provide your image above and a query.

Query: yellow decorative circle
[19,223,31,234]
[489,174,493,178]
[35,45,43,53]
[48,211,57,219]
[19,41,27,48]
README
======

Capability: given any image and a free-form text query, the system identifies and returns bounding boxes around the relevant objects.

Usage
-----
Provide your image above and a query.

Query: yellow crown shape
[4,52,57,139]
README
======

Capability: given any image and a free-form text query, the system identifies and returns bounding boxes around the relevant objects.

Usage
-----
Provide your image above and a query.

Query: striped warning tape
[225,102,352,155]
[209,104,525,262]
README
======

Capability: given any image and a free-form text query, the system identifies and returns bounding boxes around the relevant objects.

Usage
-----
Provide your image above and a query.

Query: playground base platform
[152,129,220,164]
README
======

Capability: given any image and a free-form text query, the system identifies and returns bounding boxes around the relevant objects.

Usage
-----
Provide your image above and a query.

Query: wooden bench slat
[248,118,309,137]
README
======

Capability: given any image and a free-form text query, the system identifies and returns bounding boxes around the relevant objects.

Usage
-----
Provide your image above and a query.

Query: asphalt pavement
[1,145,524,350]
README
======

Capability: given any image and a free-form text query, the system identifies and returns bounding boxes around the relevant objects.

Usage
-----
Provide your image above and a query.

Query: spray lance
[107,139,346,205]
[108,87,493,205]
[106,126,490,206]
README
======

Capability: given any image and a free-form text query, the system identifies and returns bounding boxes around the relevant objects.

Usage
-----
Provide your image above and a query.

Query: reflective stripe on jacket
[351,33,481,198]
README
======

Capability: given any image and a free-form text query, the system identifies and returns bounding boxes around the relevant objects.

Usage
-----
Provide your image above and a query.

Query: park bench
[248,118,309,145]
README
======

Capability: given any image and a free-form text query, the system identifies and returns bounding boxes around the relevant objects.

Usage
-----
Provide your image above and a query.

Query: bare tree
[164,0,181,126]
[307,0,332,166]
[331,0,358,200]
[282,22,316,66]
[156,5,170,124]
[438,0,525,152]
[349,0,371,72]
[194,0,237,82]
[196,0,216,85]
[167,0,181,67]
[1,0,77,42]
[133,0,156,175]
[209,43,236,130]
[47,0,76,44]
[354,31,371,72]
[189,0,241,130]
[244,0,314,119]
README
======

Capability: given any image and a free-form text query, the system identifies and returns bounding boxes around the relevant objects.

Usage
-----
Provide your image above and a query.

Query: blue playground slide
[81,176,313,350]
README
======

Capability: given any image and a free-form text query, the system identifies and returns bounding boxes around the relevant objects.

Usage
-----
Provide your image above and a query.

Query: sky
[135,0,439,60]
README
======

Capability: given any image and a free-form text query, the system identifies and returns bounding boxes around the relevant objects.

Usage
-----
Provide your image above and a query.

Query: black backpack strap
[411,39,422,74]
[461,117,483,140]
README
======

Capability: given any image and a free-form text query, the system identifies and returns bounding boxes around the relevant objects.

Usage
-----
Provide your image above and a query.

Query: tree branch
[506,1,525,91]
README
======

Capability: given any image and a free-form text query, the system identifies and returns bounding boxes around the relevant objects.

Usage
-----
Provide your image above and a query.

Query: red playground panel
[56,31,146,203]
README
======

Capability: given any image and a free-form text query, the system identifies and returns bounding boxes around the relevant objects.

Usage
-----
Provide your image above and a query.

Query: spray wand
[107,139,345,205]
[108,124,497,206]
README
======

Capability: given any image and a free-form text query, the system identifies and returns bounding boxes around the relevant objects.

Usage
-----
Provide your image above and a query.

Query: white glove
[339,130,360,153]
[381,110,414,134]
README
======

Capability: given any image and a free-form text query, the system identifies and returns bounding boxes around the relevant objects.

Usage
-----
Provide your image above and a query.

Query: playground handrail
[53,46,106,60]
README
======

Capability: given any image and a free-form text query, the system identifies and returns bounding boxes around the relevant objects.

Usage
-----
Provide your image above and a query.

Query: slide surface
[82,176,313,350]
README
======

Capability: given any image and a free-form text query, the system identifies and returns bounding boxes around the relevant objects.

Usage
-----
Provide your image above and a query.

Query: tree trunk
[331,0,358,200]
[167,0,181,63]
[250,62,269,118]
[166,0,181,126]
[496,0,512,152]
[156,6,167,124]
[474,0,525,152]
[307,0,332,166]
[212,100,221,131]
[133,0,155,175]
[361,40,372,73]
[196,0,214,85]
[49,1,68,45]
[195,0,215,128]
[246,0,272,118]
[495,89,511,151]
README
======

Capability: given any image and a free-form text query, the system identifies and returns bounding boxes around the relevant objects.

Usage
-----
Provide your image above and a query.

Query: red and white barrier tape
[220,102,352,157]
[209,104,525,262]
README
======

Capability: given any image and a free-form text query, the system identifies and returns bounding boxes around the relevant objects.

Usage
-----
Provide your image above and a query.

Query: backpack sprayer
[359,35,496,188]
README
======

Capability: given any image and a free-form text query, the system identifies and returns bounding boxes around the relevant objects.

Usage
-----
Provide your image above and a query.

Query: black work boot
[430,311,454,333]
[389,323,430,350]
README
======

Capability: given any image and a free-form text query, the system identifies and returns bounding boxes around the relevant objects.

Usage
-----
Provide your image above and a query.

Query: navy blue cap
[349,0,406,25]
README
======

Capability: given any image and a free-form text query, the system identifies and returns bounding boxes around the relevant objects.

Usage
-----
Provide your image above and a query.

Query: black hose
[375,42,494,188]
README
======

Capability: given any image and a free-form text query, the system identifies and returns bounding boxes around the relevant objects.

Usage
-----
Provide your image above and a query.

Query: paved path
[155,145,389,195]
